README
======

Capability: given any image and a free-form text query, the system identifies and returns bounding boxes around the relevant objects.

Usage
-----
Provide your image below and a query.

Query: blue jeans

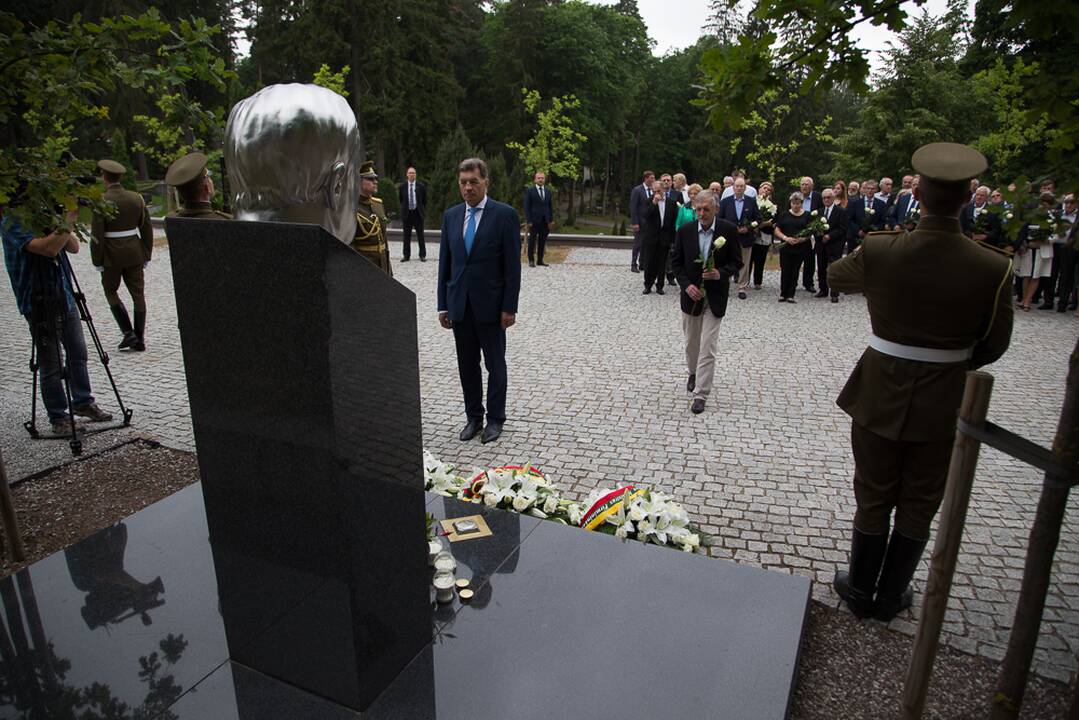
[26,303,94,421]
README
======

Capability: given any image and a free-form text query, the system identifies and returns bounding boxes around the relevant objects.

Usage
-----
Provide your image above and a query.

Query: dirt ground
[0,441,1072,718]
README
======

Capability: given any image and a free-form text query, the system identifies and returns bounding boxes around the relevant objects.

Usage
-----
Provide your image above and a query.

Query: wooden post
[0,446,25,562]
[991,336,1079,719]
[1069,668,1079,720]
[901,371,995,719]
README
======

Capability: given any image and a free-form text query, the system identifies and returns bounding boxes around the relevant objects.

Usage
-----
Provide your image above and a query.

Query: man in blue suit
[887,177,921,230]
[438,158,522,444]
[523,170,554,267]
[718,177,761,300]
[848,186,888,252]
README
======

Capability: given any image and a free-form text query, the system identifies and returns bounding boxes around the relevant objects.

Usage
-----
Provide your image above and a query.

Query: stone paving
[1,238,1077,683]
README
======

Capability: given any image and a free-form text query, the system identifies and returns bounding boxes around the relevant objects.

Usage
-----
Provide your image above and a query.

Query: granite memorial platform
[0,218,811,719]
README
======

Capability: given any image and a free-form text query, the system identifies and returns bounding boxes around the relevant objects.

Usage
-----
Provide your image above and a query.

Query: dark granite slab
[0,484,227,720]
[425,496,543,629]
[166,661,360,719]
[166,218,431,710]
[366,519,811,720]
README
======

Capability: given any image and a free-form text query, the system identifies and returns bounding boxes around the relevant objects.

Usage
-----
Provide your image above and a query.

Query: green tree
[827,7,990,179]
[730,88,833,187]
[312,63,350,97]
[971,58,1058,183]
[426,125,478,220]
[0,10,230,234]
[506,88,587,213]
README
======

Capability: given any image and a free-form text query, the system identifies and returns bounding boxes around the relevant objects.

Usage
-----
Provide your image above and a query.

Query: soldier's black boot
[111,304,137,349]
[833,528,887,618]
[132,310,147,352]
[874,529,928,622]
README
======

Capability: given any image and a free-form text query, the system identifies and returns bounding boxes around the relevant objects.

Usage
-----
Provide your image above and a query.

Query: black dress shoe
[631,266,640,273]
[420,257,427,262]
[691,398,705,414]
[1038,302,1054,310]
[642,287,651,295]
[815,290,828,298]
[656,287,665,295]
[481,421,503,444]
[402,257,410,262]
[537,261,549,266]
[831,296,839,303]
[459,418,483,441]
[687,374,696,392]
[1058,305,1068,313]
[529,260,536,267]
[737,290,747,299]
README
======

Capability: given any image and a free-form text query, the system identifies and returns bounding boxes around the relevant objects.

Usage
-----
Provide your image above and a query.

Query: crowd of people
[625,169,1079,315]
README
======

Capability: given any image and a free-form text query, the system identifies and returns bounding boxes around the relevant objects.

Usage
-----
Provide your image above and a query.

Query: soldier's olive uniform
[90,160,154,350]
[827,143,1014,622]
[351,195,392,275]
[174,201,232,220]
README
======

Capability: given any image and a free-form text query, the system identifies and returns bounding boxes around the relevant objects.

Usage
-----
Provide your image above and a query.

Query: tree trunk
[567,178,577,226]
[349,20,365,161]
[135,151,149,182]
[991,336,1079,719]
[602,154,611,215]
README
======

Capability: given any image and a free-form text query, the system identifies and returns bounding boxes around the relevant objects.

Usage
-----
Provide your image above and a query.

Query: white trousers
[682,310,723,400]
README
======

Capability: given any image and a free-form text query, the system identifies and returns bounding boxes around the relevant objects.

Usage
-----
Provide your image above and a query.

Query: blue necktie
[464,207,478,255]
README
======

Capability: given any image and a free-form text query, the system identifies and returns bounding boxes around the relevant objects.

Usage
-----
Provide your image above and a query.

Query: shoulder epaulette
[866,230,902,237]
[370,197,384,205]
[975,240,1015,258]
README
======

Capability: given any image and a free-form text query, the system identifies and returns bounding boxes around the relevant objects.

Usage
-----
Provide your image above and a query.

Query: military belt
[104,229,140,238]
[353,238,387,251]
[869,333,973,363]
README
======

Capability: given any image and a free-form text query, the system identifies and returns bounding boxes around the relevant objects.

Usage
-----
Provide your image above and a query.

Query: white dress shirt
[462,195,489,236]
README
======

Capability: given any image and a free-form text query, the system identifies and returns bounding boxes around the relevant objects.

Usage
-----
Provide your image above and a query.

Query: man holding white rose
[670,190,742,415]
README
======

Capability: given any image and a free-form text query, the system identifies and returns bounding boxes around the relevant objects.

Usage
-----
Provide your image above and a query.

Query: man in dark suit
[887,178,920,230]
[718,177,761,300]
[437,158,522,445]
[670,190,742,415]
[799,176,823,292]
[814,188,848,302]
[398,166,427,261]
[523,170,553,268]
[848,187,888,252]
[640,183,679,295]
[959,185,1004,249]
[628,170,655,273]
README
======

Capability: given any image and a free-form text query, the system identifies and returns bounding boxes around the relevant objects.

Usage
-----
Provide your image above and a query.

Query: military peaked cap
[359,160,378,179]
[911,143,987,183]
[97,159,126,175]
[166,152,209,187]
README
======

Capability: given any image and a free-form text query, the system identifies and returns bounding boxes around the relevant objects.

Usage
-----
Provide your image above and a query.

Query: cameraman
[2,209,112,435]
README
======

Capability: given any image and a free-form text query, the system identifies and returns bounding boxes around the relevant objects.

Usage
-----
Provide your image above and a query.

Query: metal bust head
[225,83,361,244]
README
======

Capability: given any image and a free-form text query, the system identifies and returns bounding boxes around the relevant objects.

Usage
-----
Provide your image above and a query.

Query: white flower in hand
[811,210,818,216]
[751,221,759,228]
[868,208,875,215]
[713,236,726,249]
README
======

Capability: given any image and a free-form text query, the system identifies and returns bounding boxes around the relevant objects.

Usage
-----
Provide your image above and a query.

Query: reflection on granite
[0,484,227,720]
[426,495,542,629]
[167,219,430,710]
[367,519,811,720]
[168,661,360,719]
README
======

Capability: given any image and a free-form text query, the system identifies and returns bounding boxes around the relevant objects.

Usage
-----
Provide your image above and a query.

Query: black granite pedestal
[165,218,430,710]
[0,484,811,719]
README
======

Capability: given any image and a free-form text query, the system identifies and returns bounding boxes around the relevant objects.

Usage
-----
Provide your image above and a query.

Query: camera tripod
[24,249,133,456]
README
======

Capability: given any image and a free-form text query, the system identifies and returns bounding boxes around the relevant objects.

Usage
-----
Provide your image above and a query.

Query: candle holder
[433,570,456,604]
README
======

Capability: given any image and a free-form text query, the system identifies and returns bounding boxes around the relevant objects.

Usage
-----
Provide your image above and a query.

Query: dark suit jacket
[959,203,1003,247]
[523,185,553,225]
[801,190,824,214]
[850,196,888,235]
[718,195,762,248]
[398,180,427,218]
[818,203,848,260]
[888,193,919,228]
[641,197,679,247]
[437,198,522,324]
[629,184,653,227]
[671,219,743,318]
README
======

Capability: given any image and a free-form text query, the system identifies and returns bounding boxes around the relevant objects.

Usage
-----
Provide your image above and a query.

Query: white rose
[512,494,534,512]
[751,221,759,228]
[568,504,584,525]
[868,208,875,215]
[811,210,818,216]
[713,236,726,249]
[543,495,559,515]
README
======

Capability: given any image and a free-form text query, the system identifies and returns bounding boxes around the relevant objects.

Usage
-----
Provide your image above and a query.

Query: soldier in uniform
[165,152,232,220]
[351,160,392,275]
[90,160,154,351]
[828,143,1014,622]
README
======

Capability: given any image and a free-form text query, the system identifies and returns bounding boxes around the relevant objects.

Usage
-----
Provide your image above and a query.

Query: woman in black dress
[772,192,812,302]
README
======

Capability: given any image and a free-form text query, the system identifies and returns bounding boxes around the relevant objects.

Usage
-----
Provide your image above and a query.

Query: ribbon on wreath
[580,486,644,530]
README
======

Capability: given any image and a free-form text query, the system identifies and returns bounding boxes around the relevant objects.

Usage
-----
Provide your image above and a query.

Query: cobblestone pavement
[1,239,1076,682]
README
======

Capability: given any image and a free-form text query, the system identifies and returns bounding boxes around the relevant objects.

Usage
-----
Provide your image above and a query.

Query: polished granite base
[0,485,810,719]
